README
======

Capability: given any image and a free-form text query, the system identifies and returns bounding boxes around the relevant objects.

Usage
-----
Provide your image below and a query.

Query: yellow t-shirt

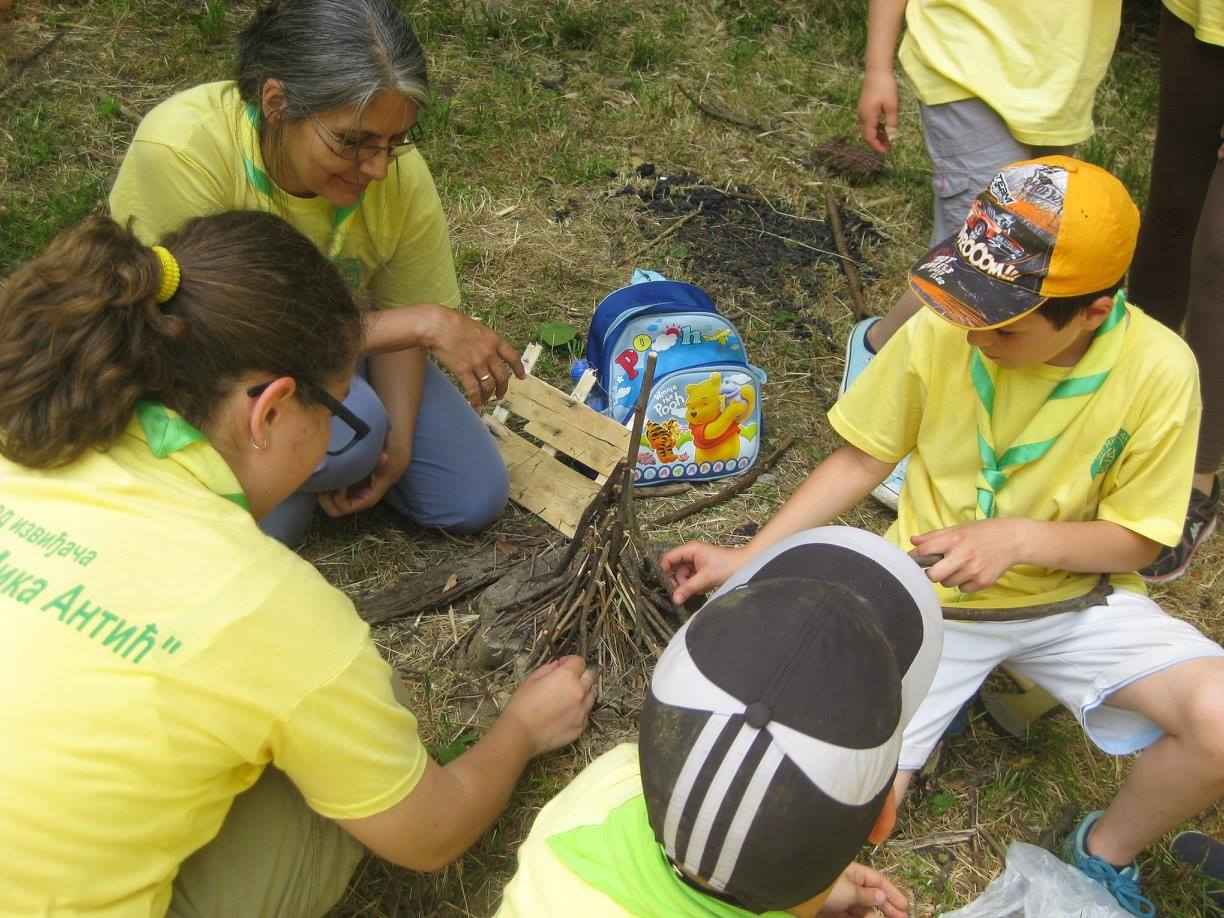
[0,407,426,915]
[109,81,459,310]
[898,1,1122,146]
[1165,0,1224,45]
[829,305,1200,610]
[498,744,645,918]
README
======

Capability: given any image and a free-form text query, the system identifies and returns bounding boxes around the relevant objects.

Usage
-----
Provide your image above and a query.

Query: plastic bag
[942,842,1129,917]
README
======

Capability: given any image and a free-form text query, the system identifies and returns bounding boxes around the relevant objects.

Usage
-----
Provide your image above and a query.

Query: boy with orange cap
[665,157,1224,916]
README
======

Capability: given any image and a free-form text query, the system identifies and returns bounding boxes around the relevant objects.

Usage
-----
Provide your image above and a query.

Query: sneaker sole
[870,481,900,512]
[1142,514,1218,584]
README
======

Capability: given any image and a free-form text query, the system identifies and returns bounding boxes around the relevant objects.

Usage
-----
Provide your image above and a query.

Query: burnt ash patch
[620,168,881,322]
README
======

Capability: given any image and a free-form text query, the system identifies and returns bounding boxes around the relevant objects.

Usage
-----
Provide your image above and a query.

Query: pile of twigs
[478,354,683,671]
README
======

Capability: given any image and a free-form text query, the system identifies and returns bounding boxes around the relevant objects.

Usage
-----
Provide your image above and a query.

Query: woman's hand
[661,541,750,605]
[501,656,597,756]
[857,68,900,154]
[819,862,910,917]
[318,439,413,517]
[911,518,1033,593]
[423,305,525,408]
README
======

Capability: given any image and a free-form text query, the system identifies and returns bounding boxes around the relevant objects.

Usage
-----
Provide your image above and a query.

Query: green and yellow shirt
[498,744,790,918]
[829,305,1201,610]
[109,81,460,309]
[0,406,425,914]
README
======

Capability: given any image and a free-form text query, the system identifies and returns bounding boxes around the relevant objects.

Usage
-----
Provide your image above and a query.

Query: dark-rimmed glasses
[246,379,371,457]
[308,113,423,163]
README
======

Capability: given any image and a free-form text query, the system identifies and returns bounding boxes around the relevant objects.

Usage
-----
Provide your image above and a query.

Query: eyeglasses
[246,379,371,457]
[308,113,423,163]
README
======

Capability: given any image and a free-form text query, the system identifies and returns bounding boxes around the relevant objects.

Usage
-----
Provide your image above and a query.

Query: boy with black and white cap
[666,157,1224,915]
[497,527,942,917]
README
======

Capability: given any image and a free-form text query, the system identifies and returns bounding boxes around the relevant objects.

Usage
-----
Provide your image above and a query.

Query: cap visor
[909,236,1045,330]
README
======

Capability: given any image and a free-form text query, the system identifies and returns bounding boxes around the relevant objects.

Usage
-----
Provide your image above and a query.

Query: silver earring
[252,437,268,451]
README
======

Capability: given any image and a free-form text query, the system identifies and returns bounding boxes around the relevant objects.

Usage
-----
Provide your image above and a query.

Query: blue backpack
[587,270,767,485]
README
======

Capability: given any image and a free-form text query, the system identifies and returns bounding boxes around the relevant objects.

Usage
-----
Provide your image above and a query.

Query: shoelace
[1076,856,1157,917]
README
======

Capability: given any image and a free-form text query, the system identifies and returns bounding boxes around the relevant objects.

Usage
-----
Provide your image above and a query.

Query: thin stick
[1,28,67,98]
[618,208,703,267]
[679,85,767,133]
[651,434,798,526]
[543,467,621,577]
[622,354,658,493]
[824,183,870,320]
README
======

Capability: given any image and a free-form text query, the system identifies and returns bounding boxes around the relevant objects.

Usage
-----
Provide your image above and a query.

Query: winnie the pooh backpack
[587,270,766,485]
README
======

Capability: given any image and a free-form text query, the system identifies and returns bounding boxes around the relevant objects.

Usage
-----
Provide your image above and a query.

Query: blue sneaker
[1062,810,1156,916]
[841,318,907,512]
[839,317,880,396]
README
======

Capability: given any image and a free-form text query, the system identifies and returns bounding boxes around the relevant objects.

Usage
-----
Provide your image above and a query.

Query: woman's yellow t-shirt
[829,305,1201,610]
[1164,0,1224,45]
[0,408,426,914]
[898,1,1123,146]
[109,81,460,310]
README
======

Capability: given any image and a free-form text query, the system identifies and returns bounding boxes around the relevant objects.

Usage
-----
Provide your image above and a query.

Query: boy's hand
[661,541,748,605]
[911,519,1033,593]
[819,861,910,917]
[857,69,900,154]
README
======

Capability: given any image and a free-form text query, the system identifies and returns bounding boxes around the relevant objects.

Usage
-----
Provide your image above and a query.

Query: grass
[4,0,1222,915]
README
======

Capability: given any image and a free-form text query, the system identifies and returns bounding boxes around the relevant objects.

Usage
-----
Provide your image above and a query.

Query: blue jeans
[261,361,510,545]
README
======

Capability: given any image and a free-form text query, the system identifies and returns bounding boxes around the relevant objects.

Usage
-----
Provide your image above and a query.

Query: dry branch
[679,85,767,133]
[824,184,870,320]
[618,206,703,266]
[358,552,529,624]
[474,353,685,672]
[650,434,797,526]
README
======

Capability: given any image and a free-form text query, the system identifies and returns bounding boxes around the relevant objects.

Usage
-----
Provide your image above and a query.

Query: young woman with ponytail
[110,0,521,546]
[0,212,595,916]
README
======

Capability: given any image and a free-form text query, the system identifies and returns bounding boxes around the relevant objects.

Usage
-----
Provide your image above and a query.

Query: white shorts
[899,589,1224,770]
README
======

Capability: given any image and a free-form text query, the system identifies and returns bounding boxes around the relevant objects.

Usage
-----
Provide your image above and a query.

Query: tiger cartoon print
[645,419,683,464]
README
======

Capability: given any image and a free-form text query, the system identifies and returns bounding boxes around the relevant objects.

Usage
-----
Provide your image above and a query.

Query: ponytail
[0,211,362,468]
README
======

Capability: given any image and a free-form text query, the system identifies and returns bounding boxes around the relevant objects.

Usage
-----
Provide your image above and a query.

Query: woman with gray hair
[111,0,520,546]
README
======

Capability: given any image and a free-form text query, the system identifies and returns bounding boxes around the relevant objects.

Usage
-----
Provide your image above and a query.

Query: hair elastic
[151,245,181,304]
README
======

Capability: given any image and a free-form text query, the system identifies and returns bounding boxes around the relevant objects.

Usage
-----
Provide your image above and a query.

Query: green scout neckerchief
[972,290,1128,519]
[547,794,790,918]
[242,105,361,260]
[134,401,249,511]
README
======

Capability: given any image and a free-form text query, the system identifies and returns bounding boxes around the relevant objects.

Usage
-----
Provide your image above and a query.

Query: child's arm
[912,519,1162,595]
[857,0,908,154]
[662,443,894,603]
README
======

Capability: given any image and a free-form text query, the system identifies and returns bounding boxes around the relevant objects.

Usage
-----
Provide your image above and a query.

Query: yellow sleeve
[368,151,461,310]
[109,140,229,244]
[270,637,427,820]
[827,315,928,464]
[1097,370,1202,547]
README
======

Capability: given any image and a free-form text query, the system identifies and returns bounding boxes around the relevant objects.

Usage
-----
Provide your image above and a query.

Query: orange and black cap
[909,156,1140,330]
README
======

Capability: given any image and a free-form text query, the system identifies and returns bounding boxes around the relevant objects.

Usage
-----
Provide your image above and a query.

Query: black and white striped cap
[640,527,943,911]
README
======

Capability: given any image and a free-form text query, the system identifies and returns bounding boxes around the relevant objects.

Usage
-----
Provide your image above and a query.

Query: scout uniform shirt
[0,405,426,914]
[109,81,460,310]
[1164,0,1224,45]
[498,744,791,918]
[829,304,1201,610]
[898,1,1122,146]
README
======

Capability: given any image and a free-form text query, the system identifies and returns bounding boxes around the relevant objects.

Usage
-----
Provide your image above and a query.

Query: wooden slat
[502,374,628,476]
[485,417,601,537]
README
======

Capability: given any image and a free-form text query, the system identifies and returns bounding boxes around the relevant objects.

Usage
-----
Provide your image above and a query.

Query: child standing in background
[846,0,1123,508]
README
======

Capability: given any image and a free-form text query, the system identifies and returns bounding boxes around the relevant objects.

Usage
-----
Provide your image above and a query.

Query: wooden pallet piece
[486,346,629,537]
[508,375,627,475]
